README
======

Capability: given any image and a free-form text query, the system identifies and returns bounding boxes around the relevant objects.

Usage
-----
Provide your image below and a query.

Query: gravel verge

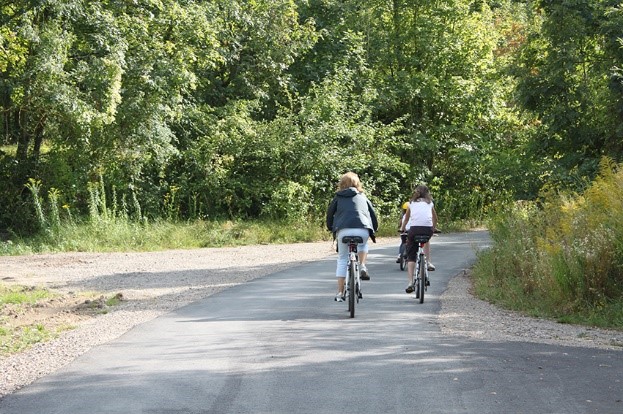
[440,270,623,350]
[1,238,622,399]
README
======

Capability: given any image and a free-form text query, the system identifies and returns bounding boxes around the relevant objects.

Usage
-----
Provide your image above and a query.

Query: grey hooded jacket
[326,187,378,238]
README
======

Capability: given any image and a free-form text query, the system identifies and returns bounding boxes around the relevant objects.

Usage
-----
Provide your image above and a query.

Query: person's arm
[400,207,410,232]
[326,198,337,232]
[432,206,438,231]
[368,200,379,232]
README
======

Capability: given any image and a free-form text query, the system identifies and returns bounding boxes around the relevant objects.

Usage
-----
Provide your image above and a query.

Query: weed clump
[474,158,623,329]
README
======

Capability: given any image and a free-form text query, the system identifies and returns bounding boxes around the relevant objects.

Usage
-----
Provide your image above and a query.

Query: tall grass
[3,171,474,255]
[1,173,338,253]
[0,216,340,255]
[473,158,623,329]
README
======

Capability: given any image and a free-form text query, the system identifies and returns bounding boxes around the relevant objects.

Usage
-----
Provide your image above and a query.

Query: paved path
[1,231,622,413]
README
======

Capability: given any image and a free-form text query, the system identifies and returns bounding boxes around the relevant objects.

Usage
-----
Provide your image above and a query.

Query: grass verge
[0,284,121,356]
[0,214,475,255]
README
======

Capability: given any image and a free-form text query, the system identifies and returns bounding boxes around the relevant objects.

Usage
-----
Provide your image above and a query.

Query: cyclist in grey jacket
[326,172,378,302]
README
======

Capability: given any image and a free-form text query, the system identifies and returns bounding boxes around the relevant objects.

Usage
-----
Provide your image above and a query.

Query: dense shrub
[474,158,623,324]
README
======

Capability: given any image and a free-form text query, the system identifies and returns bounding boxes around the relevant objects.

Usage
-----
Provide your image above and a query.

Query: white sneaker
[334,292,345,302]
[360,265,370,280]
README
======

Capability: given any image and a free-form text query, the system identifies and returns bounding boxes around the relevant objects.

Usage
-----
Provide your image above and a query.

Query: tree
[514,0,623,189]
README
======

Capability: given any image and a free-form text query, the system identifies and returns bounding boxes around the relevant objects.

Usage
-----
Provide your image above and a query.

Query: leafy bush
[262,181,312,221]
[474,158,623,327]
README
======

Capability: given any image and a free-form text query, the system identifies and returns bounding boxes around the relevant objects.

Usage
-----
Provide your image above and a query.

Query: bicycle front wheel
[348,261,356,318]
[417,254,426,304]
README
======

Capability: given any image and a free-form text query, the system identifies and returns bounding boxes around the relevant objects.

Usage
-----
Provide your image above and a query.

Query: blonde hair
[410,184,432,203]
[337,172,363,192]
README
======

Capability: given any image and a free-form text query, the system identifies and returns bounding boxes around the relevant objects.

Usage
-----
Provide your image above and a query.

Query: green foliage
[0,284,78,355]
[513,1,623,190]
[163,32,409,222]
[473,158,623,328]
[0,323,54,356]
[24,179,46,230]
[0,216,332,255]
[0,285,52,306]
[1,0,620,238]
[105,293,123,307]
[0,285,56,355]
[1,0,510,231]
[261,181,311,221]
[330,0,531,218]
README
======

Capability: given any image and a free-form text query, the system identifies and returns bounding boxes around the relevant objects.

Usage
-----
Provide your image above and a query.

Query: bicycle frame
[411,234,431,304]
[342,235,363,318]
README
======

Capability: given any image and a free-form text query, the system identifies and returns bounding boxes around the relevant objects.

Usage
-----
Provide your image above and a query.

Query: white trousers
[335,228,369,277]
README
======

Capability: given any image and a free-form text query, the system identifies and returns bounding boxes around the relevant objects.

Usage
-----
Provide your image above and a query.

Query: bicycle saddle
[412,234,431,244]
[342,236,364,244]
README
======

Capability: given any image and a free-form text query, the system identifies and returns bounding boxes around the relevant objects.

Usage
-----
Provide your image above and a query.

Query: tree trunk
[16,109,30,161]
[32,116,45,161]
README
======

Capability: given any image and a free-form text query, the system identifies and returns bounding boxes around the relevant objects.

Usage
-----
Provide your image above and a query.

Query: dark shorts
[406,226,433,262]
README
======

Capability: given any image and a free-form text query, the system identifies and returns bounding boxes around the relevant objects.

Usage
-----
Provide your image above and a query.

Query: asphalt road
[1,231,622,413]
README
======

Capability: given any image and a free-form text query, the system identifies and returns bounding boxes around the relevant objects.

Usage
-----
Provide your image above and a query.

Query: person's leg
[352,228,370,280]
[410,226,434,271]
[335,228,368,297]
[359,252,370,279]
[407,260,415,285]
[424,241,435,270]
[337,277,345,298]
[334,230,349,300]
[404,228,419,293]
[358,251,368,265]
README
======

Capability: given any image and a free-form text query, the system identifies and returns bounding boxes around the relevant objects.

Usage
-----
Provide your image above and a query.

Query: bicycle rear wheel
[348,261,356,318]
[417,254,425,304]
[399,244,406,271]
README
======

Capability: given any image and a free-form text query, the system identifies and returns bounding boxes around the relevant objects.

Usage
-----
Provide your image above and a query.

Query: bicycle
[342,235,363,318]
[398,232,408,271]
[410,234,431,304]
